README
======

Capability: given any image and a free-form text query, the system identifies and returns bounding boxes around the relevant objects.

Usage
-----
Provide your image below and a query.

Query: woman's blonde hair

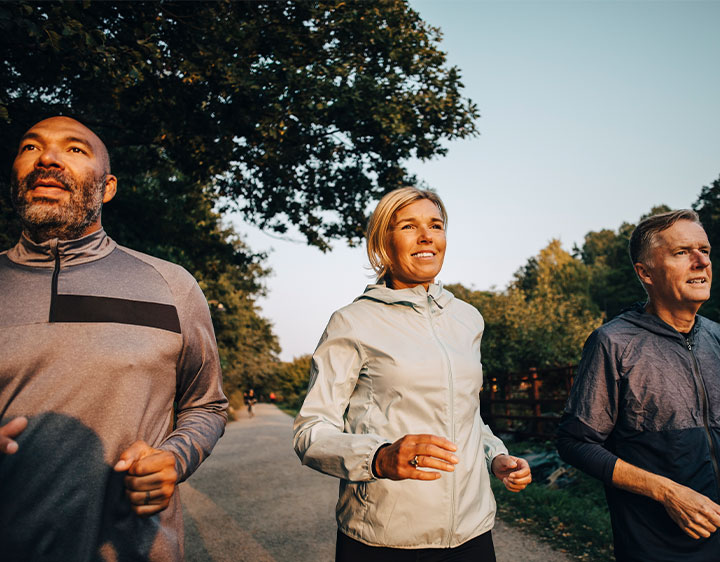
[366,187,447,282]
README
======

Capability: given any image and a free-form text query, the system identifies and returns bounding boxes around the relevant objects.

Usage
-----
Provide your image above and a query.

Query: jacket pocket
[337,480,368,528]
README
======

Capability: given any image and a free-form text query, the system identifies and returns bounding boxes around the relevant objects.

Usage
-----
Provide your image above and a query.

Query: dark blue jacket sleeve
[556,330,620,485]
[557,415,617,483]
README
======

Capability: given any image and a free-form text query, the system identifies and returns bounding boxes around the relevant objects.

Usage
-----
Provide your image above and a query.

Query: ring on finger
[144,491,151,505]
[409,455,420,467]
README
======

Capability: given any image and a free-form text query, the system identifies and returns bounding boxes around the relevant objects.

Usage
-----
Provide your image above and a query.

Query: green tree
[517,240,603,368]
[693,175,720,321]
[576,205,671,321]
[201,241,280,408]
[576,224,643,321]
[449,241,603,374]
[268,355,313,413]
[447,284,529,374]
[1,0,478,249]
[2,1,478,401]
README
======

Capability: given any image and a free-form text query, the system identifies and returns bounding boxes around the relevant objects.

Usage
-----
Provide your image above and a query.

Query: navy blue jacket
[557,304,720,562]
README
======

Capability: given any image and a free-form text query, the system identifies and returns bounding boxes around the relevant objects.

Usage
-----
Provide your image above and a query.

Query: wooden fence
[480,365,577,440]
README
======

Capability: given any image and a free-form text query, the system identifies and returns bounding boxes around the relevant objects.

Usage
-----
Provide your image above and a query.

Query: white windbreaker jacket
[293,283,508,548]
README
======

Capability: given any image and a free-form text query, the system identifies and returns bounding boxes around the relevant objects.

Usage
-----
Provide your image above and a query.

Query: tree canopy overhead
[1,0,479,404]
[1,0,478,249]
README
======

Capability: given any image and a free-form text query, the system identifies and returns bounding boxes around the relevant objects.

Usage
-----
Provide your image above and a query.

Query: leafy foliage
[267,355,313,414]
[1,1,478,398]
[519,240,603,364]
[448,283,530,374]
[1,0,478,249]
[575,204,671,322]
[449,241,603,374]
[575,224,645,321]
[693,175,720,321]
[201,251,280,406]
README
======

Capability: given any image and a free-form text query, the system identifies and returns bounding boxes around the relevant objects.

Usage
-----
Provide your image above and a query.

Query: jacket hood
[355,282,454,312]
[619,301,702,341]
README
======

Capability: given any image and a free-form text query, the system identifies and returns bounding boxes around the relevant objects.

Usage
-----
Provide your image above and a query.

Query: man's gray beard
[11,171,106,243]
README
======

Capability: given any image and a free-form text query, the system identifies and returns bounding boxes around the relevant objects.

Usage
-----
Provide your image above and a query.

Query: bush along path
[181,404,577,561]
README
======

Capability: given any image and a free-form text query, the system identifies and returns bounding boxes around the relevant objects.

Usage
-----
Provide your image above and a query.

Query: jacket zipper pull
[49,239,61,322]
[428,293,444,310]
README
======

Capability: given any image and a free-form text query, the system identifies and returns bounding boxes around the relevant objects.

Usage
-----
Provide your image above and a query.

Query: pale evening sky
[232,0,720,361]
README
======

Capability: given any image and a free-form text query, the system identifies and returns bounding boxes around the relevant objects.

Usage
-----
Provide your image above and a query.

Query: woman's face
[387,199,446,290]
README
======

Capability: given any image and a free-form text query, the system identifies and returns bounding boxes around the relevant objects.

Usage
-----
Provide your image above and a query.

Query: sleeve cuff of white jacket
[298,431,391,482]
[369,441,392,479]
[486,447,510,476]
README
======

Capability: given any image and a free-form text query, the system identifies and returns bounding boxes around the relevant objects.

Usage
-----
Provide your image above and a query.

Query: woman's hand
[374,434,459,481]
[491,454,532,492]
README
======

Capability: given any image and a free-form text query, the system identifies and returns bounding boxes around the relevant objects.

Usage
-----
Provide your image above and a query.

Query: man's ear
[103,175,117,203]
[634,262,653,286]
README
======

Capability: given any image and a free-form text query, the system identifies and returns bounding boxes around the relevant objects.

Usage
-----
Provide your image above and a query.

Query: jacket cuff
[486,448,509,476]
[370,443,392,478]
[157,442,187,482]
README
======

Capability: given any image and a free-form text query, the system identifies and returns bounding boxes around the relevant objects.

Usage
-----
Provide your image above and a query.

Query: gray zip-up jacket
[293,283,508,549]
[0,230,228,561]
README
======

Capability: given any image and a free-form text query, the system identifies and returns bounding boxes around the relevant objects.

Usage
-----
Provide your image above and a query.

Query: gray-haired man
[558,210,720,561]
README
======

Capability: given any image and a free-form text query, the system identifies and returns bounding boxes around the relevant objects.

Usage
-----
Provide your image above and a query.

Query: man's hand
[114,440,178,517]
[661,481,720,539]
[491,454,532,492]
[374,434,459,481]
[613,458,720,539]
[0,417,28,455]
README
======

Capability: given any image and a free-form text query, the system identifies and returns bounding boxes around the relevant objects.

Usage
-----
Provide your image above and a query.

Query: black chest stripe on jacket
[50,294,181,334]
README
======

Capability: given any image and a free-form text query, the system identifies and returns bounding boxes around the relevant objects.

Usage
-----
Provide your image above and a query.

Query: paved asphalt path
[181,403,574,562]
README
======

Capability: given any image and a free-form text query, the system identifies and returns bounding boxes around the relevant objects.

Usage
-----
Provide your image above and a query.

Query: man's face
[10,116,116,242]
[638,220,712,312]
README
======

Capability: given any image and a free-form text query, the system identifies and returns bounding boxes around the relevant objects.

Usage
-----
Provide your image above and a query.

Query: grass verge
[493,441,614,562]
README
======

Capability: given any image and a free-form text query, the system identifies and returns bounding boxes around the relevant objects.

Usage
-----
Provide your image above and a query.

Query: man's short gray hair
[629,209,702,265]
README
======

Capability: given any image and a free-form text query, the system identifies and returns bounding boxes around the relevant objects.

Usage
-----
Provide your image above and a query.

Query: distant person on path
[558,210,720,561]
[294,187,531,561]
[0,116,228,561]
[245,388,257,417]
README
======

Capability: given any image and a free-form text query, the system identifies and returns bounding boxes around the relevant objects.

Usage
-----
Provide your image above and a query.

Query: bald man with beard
[0,116,228,561]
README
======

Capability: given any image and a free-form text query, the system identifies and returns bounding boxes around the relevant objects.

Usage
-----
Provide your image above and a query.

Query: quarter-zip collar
[355,281,454,312]
[6,228,116,268]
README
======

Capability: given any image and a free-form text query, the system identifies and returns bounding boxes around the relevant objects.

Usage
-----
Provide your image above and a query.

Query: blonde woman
[294,187,531,561]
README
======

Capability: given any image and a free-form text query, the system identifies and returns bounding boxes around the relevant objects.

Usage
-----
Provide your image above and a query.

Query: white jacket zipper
[426,295,456,546]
